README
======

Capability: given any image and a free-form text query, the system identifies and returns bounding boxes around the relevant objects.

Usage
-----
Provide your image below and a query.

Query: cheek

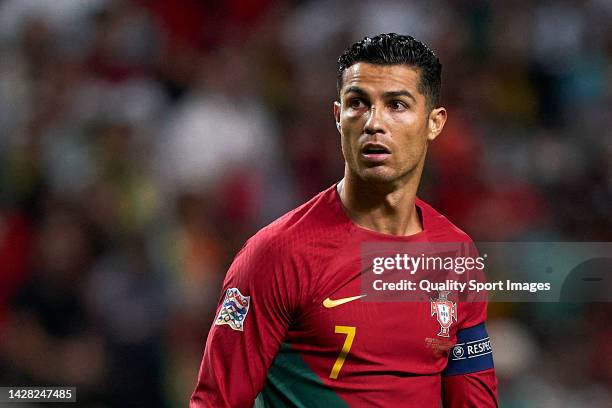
[392,121,428,156]
[339,118,362,148]
[339,132,353,160]
[341,133,359,160]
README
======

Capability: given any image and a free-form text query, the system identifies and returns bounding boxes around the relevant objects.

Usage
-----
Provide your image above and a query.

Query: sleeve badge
[215,288,251,331]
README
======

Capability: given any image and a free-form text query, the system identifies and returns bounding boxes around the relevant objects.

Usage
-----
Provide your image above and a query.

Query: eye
[348,98,365,109]
[390,100,408,111]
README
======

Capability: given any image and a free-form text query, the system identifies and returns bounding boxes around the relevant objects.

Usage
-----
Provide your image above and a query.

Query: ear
[427,107,447,142]
[333,101,342,134]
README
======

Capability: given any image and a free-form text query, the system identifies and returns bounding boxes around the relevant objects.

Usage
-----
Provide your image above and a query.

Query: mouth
[361,142,391,163]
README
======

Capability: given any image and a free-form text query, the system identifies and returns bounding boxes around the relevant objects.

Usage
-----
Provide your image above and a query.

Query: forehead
[340,62,423,96]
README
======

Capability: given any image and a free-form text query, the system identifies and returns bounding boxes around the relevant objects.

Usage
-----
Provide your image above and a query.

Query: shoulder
[416,197,473,242]
[224,186,341,306]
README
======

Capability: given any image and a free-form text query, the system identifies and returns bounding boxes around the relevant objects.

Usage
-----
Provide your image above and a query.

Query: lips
[361,142,391,163]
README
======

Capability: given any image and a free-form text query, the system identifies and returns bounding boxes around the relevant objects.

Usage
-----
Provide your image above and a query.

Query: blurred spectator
[0,202,106,402]
[85,235,167,407]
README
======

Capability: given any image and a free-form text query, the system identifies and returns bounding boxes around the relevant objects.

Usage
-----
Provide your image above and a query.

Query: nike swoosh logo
[323,295,367,308]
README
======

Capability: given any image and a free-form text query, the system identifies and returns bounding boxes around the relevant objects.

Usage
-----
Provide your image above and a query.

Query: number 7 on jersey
[329,326,356,379]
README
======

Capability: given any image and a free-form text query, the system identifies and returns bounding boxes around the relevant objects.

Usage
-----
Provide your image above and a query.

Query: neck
[338,167,424,236]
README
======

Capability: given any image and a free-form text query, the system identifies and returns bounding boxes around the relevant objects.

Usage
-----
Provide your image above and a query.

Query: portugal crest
[215,288,251,331]
[430,291,457,338]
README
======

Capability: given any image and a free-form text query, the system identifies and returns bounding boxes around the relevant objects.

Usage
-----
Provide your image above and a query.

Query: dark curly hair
[337,33,442,109]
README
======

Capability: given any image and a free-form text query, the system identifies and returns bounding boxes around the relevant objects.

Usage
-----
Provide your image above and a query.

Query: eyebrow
[343,86,417,103]
[384,90,417,103]
[343,86,368,97]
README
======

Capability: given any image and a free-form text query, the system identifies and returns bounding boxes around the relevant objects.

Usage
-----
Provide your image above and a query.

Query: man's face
[334,62,446,185]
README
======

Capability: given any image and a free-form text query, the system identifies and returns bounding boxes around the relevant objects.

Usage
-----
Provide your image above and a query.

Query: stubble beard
[345,154,426,196]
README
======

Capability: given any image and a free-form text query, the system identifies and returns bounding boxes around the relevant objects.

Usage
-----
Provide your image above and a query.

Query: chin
[358,167,399,184]
[354,162,419,187]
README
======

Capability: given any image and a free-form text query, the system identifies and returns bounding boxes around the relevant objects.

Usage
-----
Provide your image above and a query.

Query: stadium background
[0,0,610,406]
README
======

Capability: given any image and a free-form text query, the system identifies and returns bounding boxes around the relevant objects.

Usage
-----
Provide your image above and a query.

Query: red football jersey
[190,185,498,407]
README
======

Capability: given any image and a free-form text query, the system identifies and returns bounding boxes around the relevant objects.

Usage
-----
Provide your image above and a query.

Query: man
[190,33,498,407]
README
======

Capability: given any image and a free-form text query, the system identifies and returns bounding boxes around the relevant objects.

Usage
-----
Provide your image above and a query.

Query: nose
[364,105,385,135]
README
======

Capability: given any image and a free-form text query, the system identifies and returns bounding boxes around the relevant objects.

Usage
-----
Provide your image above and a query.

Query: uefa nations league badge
[215,288,251,331]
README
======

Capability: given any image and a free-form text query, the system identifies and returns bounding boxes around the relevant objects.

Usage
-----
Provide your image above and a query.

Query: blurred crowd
[0,0,610,406]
